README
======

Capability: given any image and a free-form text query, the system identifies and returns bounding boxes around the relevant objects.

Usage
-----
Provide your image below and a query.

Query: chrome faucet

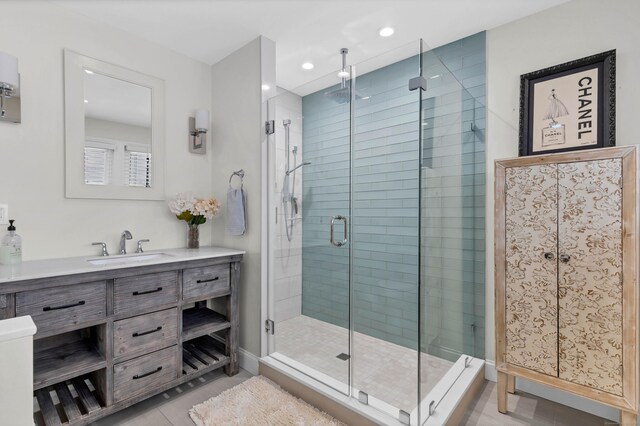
[119,230,132,254]
[92,242,109,257]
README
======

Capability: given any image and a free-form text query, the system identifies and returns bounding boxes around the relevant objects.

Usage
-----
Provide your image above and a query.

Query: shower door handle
[330,215,348,247]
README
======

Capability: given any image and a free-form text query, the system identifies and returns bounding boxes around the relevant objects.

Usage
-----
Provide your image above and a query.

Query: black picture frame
[518,50,616,157]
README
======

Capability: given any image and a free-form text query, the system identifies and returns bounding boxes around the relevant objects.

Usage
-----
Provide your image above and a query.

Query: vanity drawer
[114,272,178,315]
[16,281,106,336]
[183,264,230,301]
[113,308,178,359]
[113,345,178,402]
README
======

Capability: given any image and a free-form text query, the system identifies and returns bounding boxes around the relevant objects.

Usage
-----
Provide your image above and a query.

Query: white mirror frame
[64,49,165,200]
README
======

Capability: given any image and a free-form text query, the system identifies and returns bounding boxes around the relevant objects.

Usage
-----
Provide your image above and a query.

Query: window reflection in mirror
[82,70,152,188]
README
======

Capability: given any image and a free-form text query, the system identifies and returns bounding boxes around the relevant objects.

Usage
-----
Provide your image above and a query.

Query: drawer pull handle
[197,277,219,284]
[132,326,162,337]
[132,366,162,380]
[132,287,163,296]
[43,301,85,312]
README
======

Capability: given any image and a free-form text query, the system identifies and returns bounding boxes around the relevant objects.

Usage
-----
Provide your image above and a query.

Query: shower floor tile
[275,315,454,413]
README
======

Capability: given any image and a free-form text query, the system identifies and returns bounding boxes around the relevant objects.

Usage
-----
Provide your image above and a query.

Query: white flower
[193,197,221,220]
[168,192,195,215]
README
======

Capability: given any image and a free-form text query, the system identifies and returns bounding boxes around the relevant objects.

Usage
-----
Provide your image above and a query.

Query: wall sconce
[189,109,209,154]
[0,52,20,124]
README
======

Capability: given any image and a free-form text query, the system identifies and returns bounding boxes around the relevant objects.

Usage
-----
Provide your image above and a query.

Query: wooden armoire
[494,147,639,424]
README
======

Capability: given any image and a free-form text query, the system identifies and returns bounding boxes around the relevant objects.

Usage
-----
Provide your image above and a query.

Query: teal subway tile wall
[301,32,486,360]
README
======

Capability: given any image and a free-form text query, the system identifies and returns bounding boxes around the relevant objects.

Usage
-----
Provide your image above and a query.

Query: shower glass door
[268,71,352,393]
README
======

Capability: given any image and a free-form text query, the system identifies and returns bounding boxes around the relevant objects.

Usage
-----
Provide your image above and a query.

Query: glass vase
[187,223,200,249]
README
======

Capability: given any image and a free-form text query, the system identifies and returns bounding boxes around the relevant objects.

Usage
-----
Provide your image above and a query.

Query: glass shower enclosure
[266,35,486,425]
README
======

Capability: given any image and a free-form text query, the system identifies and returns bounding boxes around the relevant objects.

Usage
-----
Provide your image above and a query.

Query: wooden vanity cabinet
[0,253,242,426]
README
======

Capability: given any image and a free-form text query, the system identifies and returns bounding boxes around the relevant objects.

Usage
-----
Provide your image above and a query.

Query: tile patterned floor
[460,381,614,426]
[91,367,615,425]
[275,315,454,413]
[91,369,253,426]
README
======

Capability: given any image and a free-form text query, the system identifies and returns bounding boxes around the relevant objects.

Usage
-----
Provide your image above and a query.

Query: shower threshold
[266,316,484,425]
[262,352,484,426]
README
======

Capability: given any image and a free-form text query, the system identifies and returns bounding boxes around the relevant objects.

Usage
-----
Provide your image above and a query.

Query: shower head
[283,119,291,126]
[325,47,362,104]
[325,86,362,104]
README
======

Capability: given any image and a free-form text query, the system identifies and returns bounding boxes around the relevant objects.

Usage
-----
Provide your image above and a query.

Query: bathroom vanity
[0,247,243,426]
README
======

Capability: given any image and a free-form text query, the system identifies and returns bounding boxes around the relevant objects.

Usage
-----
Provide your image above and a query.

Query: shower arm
[340,48,349,88]
[286,162,311,176]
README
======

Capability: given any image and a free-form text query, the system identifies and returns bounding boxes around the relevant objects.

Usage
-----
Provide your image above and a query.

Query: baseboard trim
[239,347,260,375]
[484,360,619,422]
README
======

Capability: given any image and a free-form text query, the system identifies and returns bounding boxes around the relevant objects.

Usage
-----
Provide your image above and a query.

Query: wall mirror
[64,49,165,200]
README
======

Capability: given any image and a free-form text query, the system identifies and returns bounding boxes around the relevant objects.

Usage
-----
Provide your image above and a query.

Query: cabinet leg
[497,371,508,414]
[506,374,515,394]
[225,261,240,377]
[620,411,637,426]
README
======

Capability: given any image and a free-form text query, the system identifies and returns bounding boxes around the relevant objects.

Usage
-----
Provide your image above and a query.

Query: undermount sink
[87,252,172,266]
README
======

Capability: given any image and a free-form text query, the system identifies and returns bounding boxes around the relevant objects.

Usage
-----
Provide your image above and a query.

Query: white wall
[485,0,640,420]
[0,1,271,361]
[0,2,213,259]
[210,38,270,356]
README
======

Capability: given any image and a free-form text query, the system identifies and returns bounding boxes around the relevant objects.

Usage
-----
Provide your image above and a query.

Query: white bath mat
[189,375,346,426]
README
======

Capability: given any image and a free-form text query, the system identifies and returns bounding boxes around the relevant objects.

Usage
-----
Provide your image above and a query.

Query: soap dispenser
[0,220,22,265]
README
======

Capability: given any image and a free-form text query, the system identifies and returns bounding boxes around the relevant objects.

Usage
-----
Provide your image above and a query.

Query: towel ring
[229,169,245,188]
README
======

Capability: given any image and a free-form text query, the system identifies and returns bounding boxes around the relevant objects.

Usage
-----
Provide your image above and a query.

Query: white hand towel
[227,185,246,236]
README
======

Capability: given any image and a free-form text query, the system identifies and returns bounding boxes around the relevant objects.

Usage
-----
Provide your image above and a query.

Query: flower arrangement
[168,192,221,225]
[168,193,221,248]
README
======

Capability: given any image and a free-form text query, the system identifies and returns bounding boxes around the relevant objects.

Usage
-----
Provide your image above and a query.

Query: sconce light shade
[0,52,19,90]
[195,109,209,131]
[0,52,20,123]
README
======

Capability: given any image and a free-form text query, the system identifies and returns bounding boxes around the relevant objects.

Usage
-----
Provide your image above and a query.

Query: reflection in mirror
[64,49,164,200]
[83,71,152,187]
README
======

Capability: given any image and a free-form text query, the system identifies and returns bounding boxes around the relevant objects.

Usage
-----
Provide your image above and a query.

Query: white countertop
[0,316,37,342]
[0,246,245,284]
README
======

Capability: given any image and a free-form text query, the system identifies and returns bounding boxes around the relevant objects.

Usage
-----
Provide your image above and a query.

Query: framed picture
[518,50,616,156]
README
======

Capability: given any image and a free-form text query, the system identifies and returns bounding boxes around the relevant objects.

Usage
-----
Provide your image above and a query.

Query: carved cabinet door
[504,164,559,376]
[557,159,624,395]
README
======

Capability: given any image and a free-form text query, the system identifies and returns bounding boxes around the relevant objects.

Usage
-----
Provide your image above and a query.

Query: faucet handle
[92,242,109,257]
[136,239,150,253]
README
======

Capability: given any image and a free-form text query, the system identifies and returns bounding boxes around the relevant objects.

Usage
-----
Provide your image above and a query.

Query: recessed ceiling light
[84,99,88,103]
[84,69,94,74]
[261,84,270,91]
[302,62,314,70]
[379,27,395,37]
[337,70,349,78]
